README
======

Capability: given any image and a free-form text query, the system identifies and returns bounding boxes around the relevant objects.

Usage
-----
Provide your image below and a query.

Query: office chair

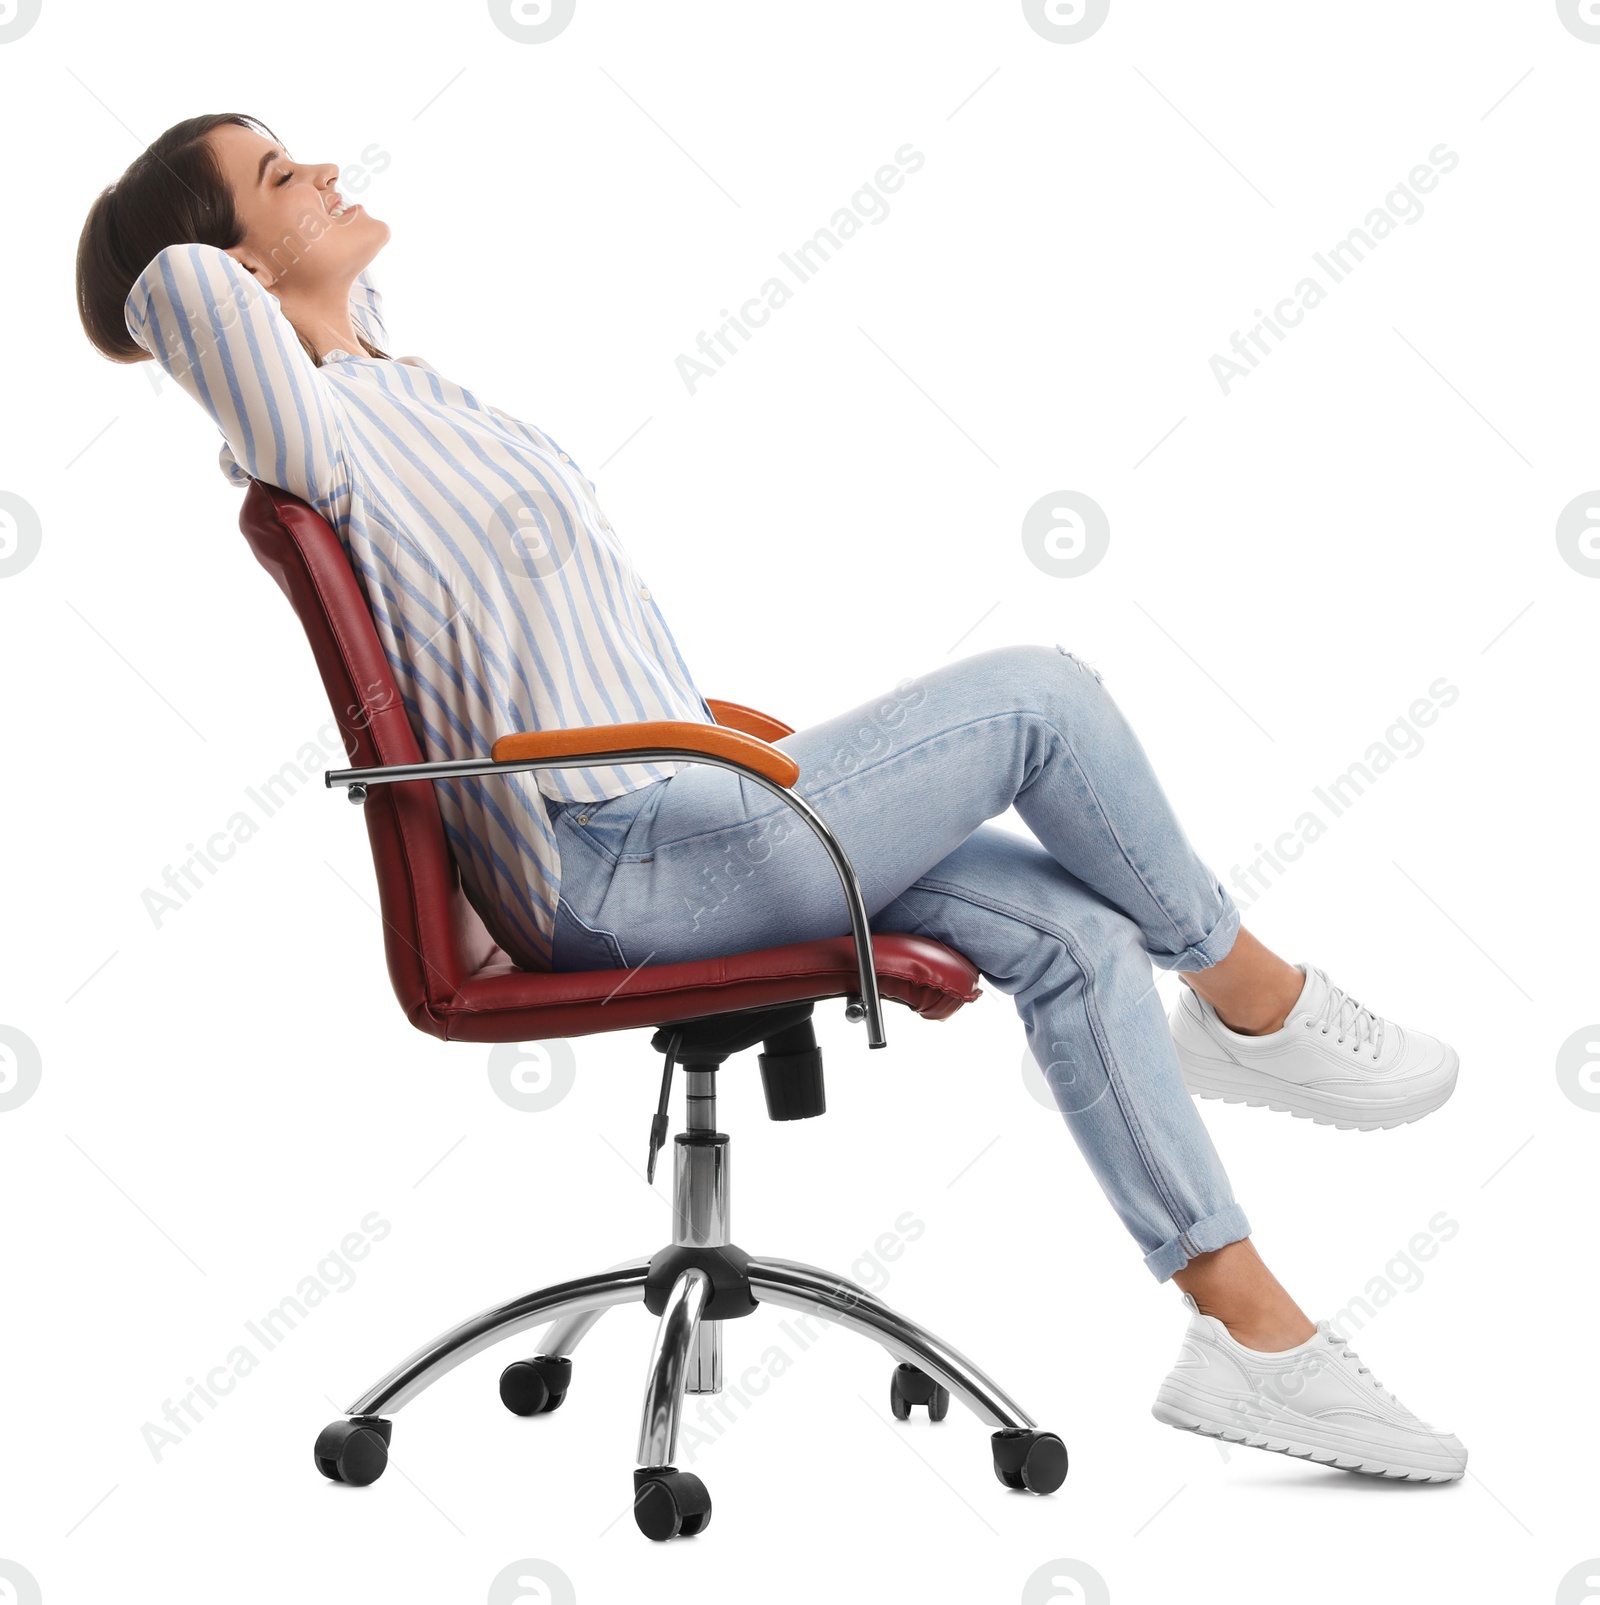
[238,480,1069,1540]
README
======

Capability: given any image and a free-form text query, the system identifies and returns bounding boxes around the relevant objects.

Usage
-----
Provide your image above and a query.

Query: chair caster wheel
[890,1361,950,1421]
[991,1427,1068,1494]
[632,1466,712,1540]
[500,1355,572,1416]
[313,1417,392,1486]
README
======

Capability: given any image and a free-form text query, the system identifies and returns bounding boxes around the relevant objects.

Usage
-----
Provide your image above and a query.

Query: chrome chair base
[314,1086,1069,1535]
[340,1249,1036,1429]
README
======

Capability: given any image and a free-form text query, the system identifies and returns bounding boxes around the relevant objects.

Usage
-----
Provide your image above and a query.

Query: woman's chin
[354,222,393,268]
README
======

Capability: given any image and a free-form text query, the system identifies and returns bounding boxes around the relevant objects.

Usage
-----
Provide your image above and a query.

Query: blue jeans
[539,643,1250,1281]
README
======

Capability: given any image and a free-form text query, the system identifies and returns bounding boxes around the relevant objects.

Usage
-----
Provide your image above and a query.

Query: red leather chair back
[238,480,505,1032]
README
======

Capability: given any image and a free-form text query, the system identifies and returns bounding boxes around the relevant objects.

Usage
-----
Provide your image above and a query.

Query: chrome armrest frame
[324,747,886,1047]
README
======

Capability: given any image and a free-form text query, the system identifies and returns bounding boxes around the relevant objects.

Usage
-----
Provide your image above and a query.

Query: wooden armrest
[705,698,795,742]
[490,719,799,788]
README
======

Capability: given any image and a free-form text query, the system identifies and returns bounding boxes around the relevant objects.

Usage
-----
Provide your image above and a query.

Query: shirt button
[559,452,571,462]
[639,586,652,600]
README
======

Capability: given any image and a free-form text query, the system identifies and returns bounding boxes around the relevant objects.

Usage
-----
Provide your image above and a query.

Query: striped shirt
[124,242,713,969]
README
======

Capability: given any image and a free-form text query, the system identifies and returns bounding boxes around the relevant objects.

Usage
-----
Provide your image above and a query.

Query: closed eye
[276,169,293,186]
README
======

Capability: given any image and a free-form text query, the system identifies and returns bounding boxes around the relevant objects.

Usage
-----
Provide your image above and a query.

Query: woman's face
[208,122,389,293]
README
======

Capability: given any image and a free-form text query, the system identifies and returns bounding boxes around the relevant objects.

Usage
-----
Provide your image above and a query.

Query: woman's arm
[123,243,345,499]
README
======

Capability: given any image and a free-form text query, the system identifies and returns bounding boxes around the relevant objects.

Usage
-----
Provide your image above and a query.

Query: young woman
[77,113,1467,1482]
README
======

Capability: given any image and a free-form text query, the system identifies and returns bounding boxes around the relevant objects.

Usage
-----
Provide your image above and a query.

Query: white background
[3,1,1597,1601]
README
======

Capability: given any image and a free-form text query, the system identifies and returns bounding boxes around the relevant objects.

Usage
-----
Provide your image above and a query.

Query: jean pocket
[552,781,665,863]
[551,893,628,971]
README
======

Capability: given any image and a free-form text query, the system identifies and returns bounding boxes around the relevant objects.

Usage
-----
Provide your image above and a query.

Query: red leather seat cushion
[436,932,981,1042]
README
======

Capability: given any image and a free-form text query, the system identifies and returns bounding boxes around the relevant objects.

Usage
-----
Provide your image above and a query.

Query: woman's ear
[225,246,274,290]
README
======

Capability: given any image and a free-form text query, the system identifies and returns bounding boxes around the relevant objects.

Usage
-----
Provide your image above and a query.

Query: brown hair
[76,112,387,369]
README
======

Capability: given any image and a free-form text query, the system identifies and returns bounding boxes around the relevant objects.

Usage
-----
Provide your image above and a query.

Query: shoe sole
[1176,1045,1459,1132]
[1151,1396,1464,1483]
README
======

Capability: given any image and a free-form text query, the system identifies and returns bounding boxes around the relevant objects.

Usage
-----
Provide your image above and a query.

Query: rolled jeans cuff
[1143,1201,1253,1283]
[1148,884,1241,973]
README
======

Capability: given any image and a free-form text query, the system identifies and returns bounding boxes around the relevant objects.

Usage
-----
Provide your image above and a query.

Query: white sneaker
[1152,1292,1467,1482]
[1168,962,1458,1130]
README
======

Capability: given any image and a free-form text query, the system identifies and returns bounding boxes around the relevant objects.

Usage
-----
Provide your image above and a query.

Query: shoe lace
[1320,1325,1396,1401]
[1306,978,1384,1058]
